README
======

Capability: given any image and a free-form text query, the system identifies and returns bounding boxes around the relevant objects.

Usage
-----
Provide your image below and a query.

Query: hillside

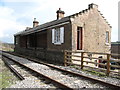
[0,41,14,51]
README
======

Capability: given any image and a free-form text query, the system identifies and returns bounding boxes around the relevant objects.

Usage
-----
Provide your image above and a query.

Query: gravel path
[3,53,117,89]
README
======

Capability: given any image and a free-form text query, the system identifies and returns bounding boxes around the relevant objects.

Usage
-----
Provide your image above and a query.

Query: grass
[69,64,120,79]
[83,69,106,77]
[0,72,12,89]
[0,58,19,89]
[69,65,106,77]
[70,65,80,69]
[2,48,14,52]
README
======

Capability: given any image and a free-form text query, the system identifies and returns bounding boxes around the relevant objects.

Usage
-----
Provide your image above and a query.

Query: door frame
[77,27,83,50]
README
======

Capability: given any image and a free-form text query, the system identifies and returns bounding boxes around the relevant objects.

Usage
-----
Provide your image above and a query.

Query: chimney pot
[34,18,36,21]
[56,8,65,19]
[33,18,39,27]
[88,3,98,9]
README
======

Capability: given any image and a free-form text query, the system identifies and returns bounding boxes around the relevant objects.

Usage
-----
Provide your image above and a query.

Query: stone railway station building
[14,3,111,64]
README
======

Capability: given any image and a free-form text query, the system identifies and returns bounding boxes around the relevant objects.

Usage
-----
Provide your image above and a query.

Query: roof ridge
[68,7,111,28]
[68,8,90,18]
[15,4,112,36]
[97,10,112,28]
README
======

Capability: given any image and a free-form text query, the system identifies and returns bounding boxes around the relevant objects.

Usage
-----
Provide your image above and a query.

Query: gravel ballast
[3,53,120,89]
[2,57,56,88]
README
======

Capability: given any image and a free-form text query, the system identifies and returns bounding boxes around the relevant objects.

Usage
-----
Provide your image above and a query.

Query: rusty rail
[2,56,25,80]
[5,51,120,89]
[2,53,73,89]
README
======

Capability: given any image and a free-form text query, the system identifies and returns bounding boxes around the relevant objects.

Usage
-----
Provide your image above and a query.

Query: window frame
[52,27,64,45]
[15,37,19,45]
[54,27,61,44]
[106,31,109,44]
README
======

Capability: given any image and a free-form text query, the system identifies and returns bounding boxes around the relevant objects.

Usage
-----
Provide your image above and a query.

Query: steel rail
[3,52,120,89]
[11,53,120,89]
[2,56,25,80]
[2,54,73,90]
[28,58,120,89]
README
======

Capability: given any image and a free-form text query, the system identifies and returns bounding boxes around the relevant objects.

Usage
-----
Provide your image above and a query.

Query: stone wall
[14,47,64,64]
[47,23,72,51]
[14,4,112,64]
[71,4,111,53]
[36,31,47,48]
[111,43,120,59]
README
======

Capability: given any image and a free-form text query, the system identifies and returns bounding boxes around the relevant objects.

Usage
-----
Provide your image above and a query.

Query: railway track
[2,51,120,89]
[2,52,73,89]
[2,56,58,88]
[2,56,25,80]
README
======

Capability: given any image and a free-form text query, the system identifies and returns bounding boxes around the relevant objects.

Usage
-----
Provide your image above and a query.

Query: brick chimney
[88,3,98,9]
[56,8,65,19]
[33,18,39,27]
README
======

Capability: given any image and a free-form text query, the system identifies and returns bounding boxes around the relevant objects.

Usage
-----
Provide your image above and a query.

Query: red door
[77,27,83,50]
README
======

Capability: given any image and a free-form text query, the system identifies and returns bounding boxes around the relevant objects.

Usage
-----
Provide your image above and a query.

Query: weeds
[0,59,18,89]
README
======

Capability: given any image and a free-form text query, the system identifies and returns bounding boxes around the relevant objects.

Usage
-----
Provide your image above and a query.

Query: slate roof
[14,17,70,36]
[14,3,111,36]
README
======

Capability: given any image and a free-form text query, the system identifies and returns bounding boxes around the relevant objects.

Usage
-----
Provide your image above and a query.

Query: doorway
[77,27,83,50]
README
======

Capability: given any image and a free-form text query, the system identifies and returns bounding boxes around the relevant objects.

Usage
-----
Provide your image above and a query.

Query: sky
[0,0,119,43]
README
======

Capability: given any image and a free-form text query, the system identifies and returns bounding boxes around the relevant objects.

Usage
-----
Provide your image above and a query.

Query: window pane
[106,32,109,43]
[60,27,64,43]
[58,28,60,42]
[53,27,64,44]
[52,29,55,43]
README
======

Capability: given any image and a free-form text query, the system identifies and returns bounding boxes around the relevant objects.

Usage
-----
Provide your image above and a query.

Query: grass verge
[0,58,19,89]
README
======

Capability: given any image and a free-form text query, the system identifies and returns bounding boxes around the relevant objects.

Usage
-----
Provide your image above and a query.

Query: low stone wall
[14,47,64,64]
[111,44,120,59]
[46,50,64,64]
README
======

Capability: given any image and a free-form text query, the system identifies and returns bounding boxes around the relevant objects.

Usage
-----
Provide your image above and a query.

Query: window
[15,37,19,45]
[106,31,109,43]
[28,34,36,48]
[52,27,64,45]
[55,28,61,43]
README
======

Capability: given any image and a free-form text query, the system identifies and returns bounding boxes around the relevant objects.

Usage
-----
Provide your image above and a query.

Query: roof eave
[15,18,70,36]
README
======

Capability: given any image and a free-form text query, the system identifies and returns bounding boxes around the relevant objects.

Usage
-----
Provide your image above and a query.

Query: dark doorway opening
[77,27,83,50]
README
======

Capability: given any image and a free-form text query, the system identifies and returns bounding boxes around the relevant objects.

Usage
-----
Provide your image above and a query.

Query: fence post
[69,52,72,66]
[64,51,67,66]
[81,52,84,69]
[106,54,111,76]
